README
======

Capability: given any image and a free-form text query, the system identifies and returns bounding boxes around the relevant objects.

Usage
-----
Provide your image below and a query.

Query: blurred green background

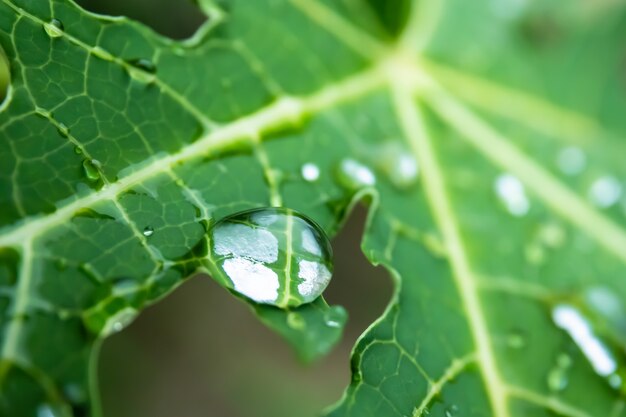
[74,2,392,416]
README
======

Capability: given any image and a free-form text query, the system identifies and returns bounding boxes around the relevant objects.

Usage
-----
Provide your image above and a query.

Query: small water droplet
[92,46,115,61]
[494,173,530,216]
[74,146,83,155]
[547,353,571,392]
[609,374,623,389]
[377,144,419,189]
[34,107,50,118]
[143,226,154,237]
[63,382,87,403]
[444,404,459,417]
[102,307,138,336]
[301,162,320,182]
[506,329,527,349]
[36,403,66,417]
[43,19,64,38]
[57,122,69,138]
[588,176,622,208]
[82,159,101,181]
[207,207,333,308]
[336,158,376,189]
[538,222,566,248]
[127,58,157,83]
[323,307,346,329]
[287,312,305,329]
[556,146,586,176]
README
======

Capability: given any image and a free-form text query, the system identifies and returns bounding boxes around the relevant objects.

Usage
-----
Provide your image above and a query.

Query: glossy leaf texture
[1,0,626,416]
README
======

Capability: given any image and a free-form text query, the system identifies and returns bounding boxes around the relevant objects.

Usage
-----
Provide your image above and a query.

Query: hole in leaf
[99,206,393,417]
[75,0,207,40]
[0,43,10,106]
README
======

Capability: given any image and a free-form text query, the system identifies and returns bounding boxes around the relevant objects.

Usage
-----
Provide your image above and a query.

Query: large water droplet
[82,159,101,182]
[207,207,333,308]
[556,146,586,176]
[588,176,622,208]
[43,19,64,38]
[494,173,530,216]
[324,306,347,329]
[336,158,376,189]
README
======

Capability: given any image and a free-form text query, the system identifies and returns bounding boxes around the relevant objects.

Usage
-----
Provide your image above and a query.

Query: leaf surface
[0,1,625,416]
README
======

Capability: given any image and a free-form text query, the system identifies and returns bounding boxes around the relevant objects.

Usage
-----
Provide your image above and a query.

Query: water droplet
[336,158,376,189]
[287,312,305,329]
[34,107,50,118]
[74,146,83,155]
[36,403,69,417]
[102,307,138,336]
[538,222,565,248]
[556,146,586,176]
[377,144,419,189]
[547,353,571,392]
[301,163,320,182]
[92,46,115,61]
[57,122,69,138]
[588,176,622,208]
[207,207,333,308]
[63,382,87,403]
[82,159,101,181]
[506,329,527,349]
[143,226,154,237]
[127,58,157,83]
[494,173,530,216]
[444,404,459,417]
[323,307,346,329]
[43,19,64,38]
[552,304,617,377]
[609,374,623,389]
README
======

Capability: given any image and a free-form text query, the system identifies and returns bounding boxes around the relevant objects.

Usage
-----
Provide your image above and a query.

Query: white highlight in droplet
[395,153,419,183]
[556,146,586,176]
[552,304,617,377]
[214,223,278,263]
[223,258,279,303]
[301,163,320,182]
[340,159,376,186]
[301,228,321,256]
[588,176,622,208]
[494,174,530,216]
[297,260,331,299]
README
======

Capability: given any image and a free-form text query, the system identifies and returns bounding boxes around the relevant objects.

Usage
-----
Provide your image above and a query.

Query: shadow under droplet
[98,205,393,417]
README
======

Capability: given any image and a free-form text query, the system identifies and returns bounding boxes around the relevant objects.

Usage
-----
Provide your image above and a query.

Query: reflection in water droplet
[494,174,530,216]
[43,19,64,38]
[301,162,320,182]
[588,176,622,208]
[82,159,101,181]
[143,226,154,237]
[207,207,333,308]
[556,146,586,176]
[552,304,617,377]
[336,158,376,189]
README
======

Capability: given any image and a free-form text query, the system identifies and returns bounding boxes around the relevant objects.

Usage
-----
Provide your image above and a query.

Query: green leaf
[1,0,625,416]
